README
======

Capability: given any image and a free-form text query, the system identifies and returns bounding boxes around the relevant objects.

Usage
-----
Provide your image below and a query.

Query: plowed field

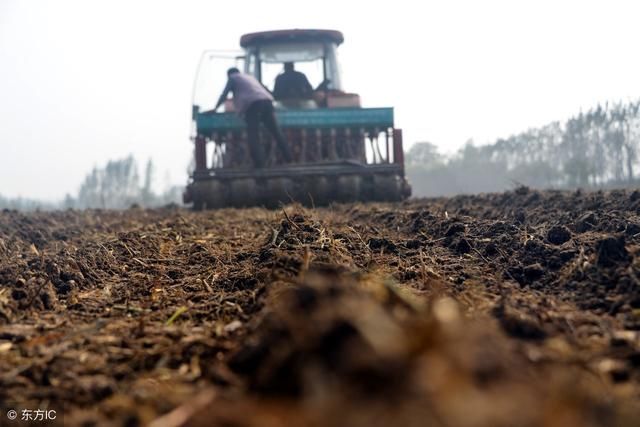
[1,188,640,426]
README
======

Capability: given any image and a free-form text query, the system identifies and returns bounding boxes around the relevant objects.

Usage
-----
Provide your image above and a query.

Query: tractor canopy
[239,29,344,47]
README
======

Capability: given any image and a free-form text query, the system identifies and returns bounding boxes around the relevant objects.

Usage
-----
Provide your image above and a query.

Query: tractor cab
[240,29,357,109]
[192,30,359,114]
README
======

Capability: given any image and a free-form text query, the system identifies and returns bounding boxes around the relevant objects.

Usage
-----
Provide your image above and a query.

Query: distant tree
[76,155,141,208]
[142,158,155,205]
[73,156,185,209]
[77,167,103,208]
[406,142,445,169]
[62,193,76,209]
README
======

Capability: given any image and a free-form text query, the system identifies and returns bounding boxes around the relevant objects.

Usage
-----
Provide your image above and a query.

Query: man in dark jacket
[273,62,313,100]
[214,67,292,168]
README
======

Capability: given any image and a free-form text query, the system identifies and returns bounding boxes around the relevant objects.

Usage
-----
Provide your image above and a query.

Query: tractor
[184,29,411,209]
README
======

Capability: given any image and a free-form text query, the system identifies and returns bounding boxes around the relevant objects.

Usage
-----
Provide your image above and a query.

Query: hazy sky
[1,0,639,200]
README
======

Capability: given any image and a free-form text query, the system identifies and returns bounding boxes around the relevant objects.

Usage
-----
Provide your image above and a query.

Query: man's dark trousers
[244,100,292,168]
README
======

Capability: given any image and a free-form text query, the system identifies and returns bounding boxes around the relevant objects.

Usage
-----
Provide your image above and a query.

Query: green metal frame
[196,107,394,134]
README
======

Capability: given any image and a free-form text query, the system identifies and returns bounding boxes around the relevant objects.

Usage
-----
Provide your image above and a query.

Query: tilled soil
[1,188,640,426]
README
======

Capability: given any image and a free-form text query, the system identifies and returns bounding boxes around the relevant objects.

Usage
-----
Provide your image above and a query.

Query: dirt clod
[546,225,572,245]
[596,236,629,267]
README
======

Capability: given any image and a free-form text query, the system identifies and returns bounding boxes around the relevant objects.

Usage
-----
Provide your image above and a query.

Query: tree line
[0,156,182,211]
[406,99,640,197]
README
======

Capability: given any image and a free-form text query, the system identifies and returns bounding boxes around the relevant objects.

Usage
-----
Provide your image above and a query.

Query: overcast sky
[1,0,639,200]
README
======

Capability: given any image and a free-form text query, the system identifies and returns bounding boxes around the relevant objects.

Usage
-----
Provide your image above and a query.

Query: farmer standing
[213,67,292,168]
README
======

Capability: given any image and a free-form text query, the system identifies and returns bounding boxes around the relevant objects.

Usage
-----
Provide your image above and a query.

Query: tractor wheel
[335,175,361,203]
[265,177,295,207]
[229,178,258,208]
[372,174,402,202]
